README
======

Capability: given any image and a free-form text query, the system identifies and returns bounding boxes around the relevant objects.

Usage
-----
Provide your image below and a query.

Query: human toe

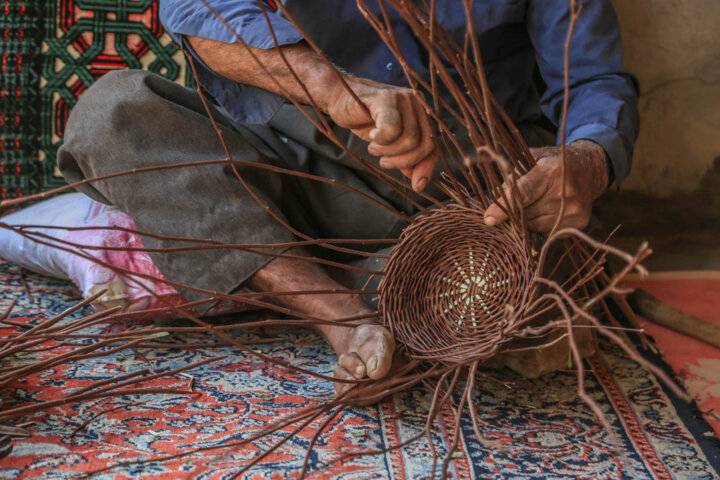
[339,352,366,379]
[334,365,358,395]
[354,325,395,380]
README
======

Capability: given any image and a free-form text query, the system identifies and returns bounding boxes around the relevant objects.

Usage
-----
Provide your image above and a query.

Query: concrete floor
[594,157,720,272]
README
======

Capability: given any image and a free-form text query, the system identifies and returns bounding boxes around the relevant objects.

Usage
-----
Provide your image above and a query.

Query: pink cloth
[0,193,253,318]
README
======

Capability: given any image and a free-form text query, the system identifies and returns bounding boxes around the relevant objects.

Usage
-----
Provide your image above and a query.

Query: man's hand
[188,36,438,193]
[323,78,439,193]
[483,140,610,233]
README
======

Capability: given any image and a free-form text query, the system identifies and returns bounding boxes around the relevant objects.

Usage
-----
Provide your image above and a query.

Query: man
[57,0,638,393]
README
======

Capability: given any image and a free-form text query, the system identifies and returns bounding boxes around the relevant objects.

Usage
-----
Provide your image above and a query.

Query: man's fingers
[409,151,438,192]
[484,198,510,226]
[377,100,436,170]
[407,101,439,192]
[379,142,436,170]
[368,95,402,145]
[351,125,375,142]
[523,197,557,222]
[369,95,419,157]
[351,86,436,190]
[484,166,548,226]
[525,214,557,233]
[526,210,589,233]
[399,152,436,192]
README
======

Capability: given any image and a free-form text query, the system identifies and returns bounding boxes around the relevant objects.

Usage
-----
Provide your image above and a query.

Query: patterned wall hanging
[0,0,192,200]
[0,0,44,200]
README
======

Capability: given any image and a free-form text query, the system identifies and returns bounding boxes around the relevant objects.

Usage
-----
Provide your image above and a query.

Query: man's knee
[58,70,171,203]
[62,70,151,152]
[76,69,156,111]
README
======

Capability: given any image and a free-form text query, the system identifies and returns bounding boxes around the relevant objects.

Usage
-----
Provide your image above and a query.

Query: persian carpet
[1,259,719,479]
[0,0,191,200]
[625,272,720,438]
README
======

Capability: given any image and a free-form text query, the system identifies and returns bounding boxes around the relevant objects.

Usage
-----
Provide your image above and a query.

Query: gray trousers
[58,70,554,308]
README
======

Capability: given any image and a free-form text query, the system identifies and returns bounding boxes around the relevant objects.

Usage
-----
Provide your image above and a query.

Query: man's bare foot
[309,297,395,395]
[246,249,395,396]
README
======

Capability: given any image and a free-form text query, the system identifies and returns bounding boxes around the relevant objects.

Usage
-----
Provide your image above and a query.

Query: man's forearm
[186,35,439,193]
[188,36,341,112]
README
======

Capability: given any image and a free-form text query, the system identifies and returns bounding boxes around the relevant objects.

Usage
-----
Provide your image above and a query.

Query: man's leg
[59,69,295,307]
[58,70,395,388]
[246,248,394,393]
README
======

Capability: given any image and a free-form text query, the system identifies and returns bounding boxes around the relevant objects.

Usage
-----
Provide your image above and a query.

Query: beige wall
[611,0,720,196]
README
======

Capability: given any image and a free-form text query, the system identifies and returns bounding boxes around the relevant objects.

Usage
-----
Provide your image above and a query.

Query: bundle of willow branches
[0,0,689,478]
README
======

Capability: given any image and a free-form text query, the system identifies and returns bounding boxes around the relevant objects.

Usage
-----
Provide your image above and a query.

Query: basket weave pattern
[380,201,536,364]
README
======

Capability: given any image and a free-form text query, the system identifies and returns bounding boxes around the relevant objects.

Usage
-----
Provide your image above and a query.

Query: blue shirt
[159,0,639,185]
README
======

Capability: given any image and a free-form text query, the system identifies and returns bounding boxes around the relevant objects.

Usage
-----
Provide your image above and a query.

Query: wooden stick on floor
[628,288,720,350]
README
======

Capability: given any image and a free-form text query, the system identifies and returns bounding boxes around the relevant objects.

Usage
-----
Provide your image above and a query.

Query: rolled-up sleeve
[527,0,639,186]
[160,0,303,49]
[159,0,305,124]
